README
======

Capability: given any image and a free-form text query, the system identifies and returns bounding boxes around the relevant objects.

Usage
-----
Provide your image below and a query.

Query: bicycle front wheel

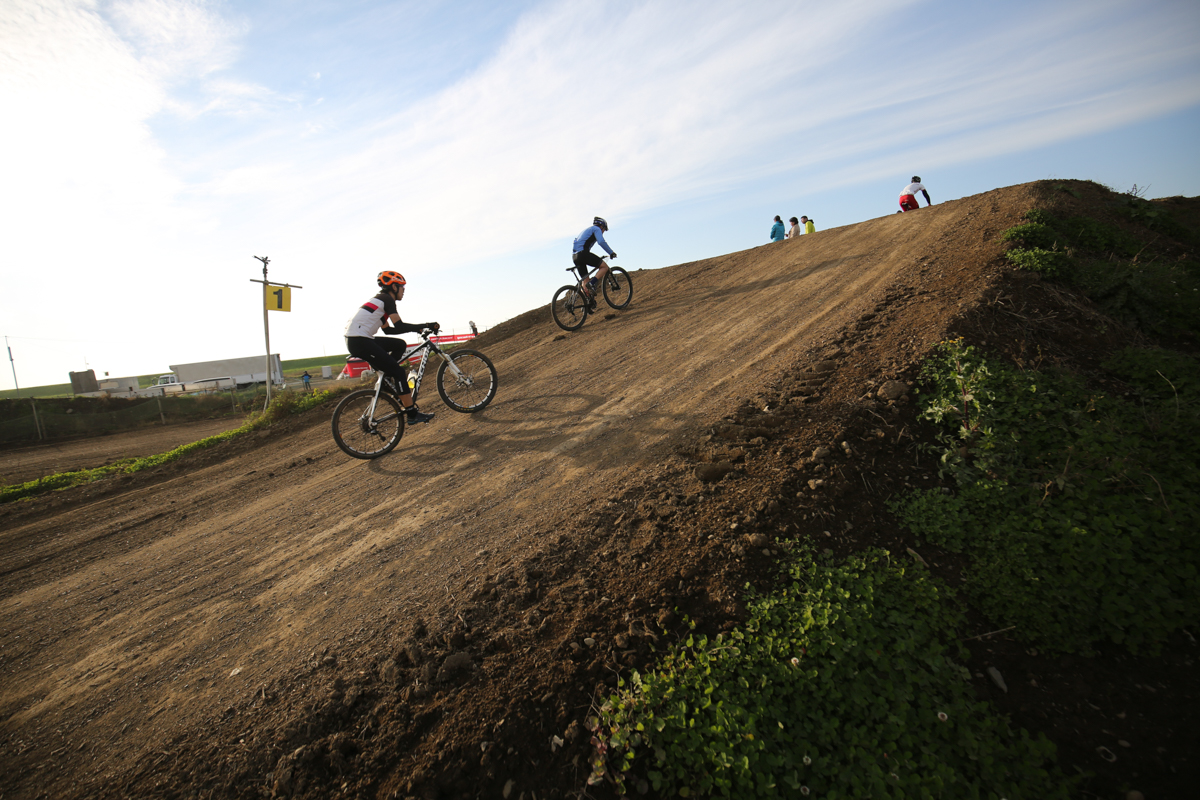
[603,267,633,310]
[331,389,405,459]
[437,349,498,412]
[551,284,589,331]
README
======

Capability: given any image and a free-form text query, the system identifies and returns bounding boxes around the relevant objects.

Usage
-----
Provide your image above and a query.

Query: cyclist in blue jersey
[343,271,439,425]
[572,217,616,309]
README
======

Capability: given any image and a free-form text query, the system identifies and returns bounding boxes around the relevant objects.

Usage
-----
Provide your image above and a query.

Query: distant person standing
[469,320,478,336]
[899,177,932,212]
[301,371,312,392]
[785,217,800,239]
[770,215,785,242]
[801,215,815,234]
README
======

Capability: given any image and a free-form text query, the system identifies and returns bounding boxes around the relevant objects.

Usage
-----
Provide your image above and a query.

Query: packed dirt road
[3,182,1192,799]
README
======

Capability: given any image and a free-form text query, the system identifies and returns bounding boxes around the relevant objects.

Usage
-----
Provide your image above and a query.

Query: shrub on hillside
[1003,208,1200,336]
[589,545,1070,797]
[896,340,1200,655]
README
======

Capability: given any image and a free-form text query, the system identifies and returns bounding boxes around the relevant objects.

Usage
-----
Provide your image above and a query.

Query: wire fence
[0,389,256,445]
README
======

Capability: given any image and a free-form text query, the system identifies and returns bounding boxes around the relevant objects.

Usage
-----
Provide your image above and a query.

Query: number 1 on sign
[265,285,292,312]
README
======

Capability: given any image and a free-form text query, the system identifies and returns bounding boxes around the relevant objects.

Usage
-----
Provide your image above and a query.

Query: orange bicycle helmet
[377,270,407,288]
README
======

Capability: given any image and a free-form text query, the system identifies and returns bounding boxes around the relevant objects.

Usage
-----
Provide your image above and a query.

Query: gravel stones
[695,461,734,482]
[436,652,473,683]
[877,380,909,401]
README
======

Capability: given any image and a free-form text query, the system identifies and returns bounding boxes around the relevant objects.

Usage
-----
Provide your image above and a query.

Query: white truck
[170,355,283,389]
[142,356,283,396]
[144,374,237,396]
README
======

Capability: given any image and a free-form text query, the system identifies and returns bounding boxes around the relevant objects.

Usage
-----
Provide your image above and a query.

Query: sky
[2,0,1199,390]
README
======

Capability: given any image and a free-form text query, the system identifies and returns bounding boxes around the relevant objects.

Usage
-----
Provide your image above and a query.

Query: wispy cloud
[212,0,1198,273]
[103,0,244,79]
[198,0,933,261]
[1,0,1198,385]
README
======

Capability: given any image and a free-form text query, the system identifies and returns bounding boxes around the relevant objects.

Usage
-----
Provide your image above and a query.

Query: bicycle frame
[568,255,615,291]
[361,330,466,417]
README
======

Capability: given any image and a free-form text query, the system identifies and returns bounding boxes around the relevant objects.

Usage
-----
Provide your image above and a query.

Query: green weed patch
[589,546,1070,797]
[1002,208,1199,335]
[895,341,1200,655]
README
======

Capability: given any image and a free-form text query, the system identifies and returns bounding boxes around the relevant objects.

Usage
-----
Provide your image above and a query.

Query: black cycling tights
[346,336,411,395]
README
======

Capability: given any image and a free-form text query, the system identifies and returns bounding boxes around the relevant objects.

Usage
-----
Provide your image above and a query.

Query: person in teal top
[770,215,785,242]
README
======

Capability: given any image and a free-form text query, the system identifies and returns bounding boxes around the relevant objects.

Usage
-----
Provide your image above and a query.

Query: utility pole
[5,336,19,398]
[250,256,302,408]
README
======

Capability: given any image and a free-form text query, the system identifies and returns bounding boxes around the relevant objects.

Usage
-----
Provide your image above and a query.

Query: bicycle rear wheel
[331,389,405,459]
[436,349,498,412]
[551,284,589,331]
[602,267,633,309]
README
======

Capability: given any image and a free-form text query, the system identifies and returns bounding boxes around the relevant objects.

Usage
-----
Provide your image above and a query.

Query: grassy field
[0,382,73,400]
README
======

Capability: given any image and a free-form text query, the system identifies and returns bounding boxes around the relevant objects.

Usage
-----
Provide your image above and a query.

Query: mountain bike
[331,329,498,459]
[551,256,633,332]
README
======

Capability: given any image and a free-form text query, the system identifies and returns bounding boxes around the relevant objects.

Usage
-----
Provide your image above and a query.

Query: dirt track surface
[0,418,247,486]
[2,182,1196,800]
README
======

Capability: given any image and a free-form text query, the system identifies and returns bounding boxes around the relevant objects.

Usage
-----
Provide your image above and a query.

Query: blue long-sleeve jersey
[572,225,615,257]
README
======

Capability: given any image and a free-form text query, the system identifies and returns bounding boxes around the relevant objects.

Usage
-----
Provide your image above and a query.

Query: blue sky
[2,0,1199,389]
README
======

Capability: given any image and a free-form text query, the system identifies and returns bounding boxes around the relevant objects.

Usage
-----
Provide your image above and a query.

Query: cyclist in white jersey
[899,177,932,212]
[343,271,439,425]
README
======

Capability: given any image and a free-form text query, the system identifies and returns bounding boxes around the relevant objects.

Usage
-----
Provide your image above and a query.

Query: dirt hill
[1,180,1196,800]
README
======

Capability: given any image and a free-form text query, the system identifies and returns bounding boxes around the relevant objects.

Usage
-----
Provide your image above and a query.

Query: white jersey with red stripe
[900,182,926,198]
[344,291,397,338]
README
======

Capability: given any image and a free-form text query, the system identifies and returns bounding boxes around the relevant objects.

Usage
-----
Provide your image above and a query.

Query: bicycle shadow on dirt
[363,390,693,479]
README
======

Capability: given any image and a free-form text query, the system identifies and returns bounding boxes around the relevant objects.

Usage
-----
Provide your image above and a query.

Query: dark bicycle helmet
[911,176,921,183]
[377,270,407,288]
[593,216,609,231]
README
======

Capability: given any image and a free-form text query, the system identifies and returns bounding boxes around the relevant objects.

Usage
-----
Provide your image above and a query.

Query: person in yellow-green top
[801,215,816,234]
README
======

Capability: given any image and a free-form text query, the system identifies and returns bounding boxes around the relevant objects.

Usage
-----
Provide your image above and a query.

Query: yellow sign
[265,285,292,312]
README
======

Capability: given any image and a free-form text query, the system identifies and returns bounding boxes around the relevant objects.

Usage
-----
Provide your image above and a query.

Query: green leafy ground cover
[590,546,1070,798]
[894,341,1199,656]
[1002,205,1199,336]
[0,389,335,503]
[589,334,1195,796]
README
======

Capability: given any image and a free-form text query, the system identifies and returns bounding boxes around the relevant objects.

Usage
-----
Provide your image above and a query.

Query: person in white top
[785,217,800,239]
[899,177,932,212]
[343,270,440,425]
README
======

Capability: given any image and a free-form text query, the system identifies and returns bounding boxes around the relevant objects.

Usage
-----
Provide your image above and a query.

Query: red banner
[403,333,475,362]
[339,333,477,376]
